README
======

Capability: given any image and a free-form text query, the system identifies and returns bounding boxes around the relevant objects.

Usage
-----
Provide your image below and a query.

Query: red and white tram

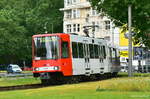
[32,33,120,84]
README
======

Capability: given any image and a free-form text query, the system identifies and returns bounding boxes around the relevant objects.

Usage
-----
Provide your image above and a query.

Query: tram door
[83,41,91,74]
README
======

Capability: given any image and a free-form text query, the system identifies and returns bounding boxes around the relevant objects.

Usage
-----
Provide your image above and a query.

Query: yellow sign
[120,51,128,57]
[119,24,140,59]
[119,24,140,47]
[119,24,128,46]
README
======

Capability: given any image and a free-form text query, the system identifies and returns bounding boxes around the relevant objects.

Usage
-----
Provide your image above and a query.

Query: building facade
[60,0,119,45]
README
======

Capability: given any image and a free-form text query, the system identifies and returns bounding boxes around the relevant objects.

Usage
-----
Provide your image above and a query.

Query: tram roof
[32,33,68,37]
[33,33,109,42]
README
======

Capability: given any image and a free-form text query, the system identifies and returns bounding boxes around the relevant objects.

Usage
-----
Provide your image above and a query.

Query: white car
[7,64,22,74]
[120,66,128,72]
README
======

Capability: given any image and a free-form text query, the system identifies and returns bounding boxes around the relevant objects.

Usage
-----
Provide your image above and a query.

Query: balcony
[60,2,91,11]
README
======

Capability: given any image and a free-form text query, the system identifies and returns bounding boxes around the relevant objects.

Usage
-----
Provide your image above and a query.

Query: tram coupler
[40,72,50,79]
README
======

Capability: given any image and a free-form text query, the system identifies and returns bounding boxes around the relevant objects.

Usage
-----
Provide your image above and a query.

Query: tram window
[112,48,115,58]
[109,48,112,58]
[102,46,106,59]
[99,46,102,57]
[113,48,117,58]
[101,46,104,58]
[89,44,95,58]
[61,42,69,58]
[72,42,78,58]
[94,45,99,58]
[78,43,84,58]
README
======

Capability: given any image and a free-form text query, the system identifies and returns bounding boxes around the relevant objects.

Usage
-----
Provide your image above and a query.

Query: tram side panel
[107,46,121,73]
[32,33,120,81]
[32,34,73,78]
[101,45,109,73]
[59,34,73,76]
[70,35,110,75]
[89,40,101,74]
[112,48,121,73]
[70,35,86,75]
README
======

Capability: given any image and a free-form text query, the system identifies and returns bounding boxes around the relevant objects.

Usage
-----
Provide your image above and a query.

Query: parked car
[120,66,128,72]
[7,64,22,74]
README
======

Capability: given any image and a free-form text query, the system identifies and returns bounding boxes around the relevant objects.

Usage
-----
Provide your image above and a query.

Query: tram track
[0,84,45,92]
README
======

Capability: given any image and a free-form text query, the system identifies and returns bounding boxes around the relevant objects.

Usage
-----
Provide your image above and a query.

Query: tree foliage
[0,0,63,64]
[90,0,150,47]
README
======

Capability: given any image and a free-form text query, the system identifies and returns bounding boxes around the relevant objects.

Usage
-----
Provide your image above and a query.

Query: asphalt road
[0,72,33,77]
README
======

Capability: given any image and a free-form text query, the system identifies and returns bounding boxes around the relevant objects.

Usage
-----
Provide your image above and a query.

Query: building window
[72,9,76,18]
[72,9,80,18]
[91,8,98,16]
[66,24,71,33]
[92,21,95,25]
[92,22,98,32]
[105,20,110,30]
[73,24,80,32]
[66,10,72,19]
[66,0,72,6]
[96,22,99,32]
[72,0,80,3]
[73,24,76,32]
[77,10,80,18]
[77,24,80,32]
[72,0,76,3]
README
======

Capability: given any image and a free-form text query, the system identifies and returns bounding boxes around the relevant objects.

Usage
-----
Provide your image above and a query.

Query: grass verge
[96,77,150,92]
[0,76,150,99]
[119,72,150,77]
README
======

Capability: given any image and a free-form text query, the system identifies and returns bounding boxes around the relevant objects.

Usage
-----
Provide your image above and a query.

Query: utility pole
[128,5,133,77]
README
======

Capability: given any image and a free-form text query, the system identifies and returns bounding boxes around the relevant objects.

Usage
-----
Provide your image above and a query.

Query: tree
[0,9,28,63]
[90,0,150,47]
[0,0,63,65]
[24,0,63,35]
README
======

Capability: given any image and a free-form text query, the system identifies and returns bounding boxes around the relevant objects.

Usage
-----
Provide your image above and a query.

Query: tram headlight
[34,67,39,71]
[53,66,59,70]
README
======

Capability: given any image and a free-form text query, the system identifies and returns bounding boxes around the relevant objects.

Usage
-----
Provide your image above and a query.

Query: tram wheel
[41,79,50,85]
[112,72,118,77]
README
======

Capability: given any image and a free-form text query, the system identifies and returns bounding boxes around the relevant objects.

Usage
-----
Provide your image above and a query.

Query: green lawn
[0,77,40,87]
[0,87,150,99]
[0,76,150,99]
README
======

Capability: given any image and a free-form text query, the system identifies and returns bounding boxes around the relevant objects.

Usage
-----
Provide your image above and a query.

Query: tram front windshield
[33,36,59,60]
